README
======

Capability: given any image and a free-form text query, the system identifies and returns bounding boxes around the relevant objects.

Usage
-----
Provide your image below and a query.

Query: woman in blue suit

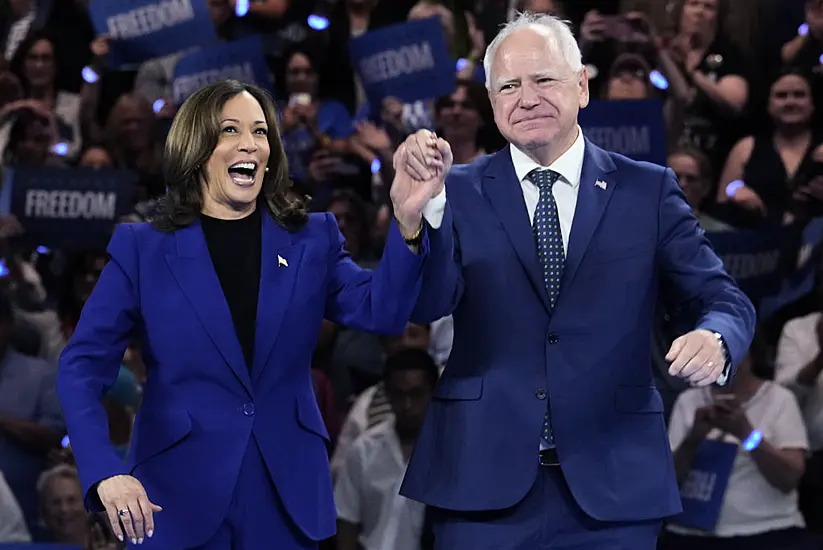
[56,80,449,549]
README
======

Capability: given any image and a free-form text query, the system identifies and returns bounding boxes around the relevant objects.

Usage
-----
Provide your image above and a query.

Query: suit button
[535,389,547,400]
[548,333,559,344]
[243,403,255,416]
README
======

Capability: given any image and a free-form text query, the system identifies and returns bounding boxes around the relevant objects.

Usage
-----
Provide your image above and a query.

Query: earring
[265,167,269,173]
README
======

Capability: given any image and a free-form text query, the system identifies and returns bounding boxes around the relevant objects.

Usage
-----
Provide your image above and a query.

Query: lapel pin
[278,255,288,267]
[595,180,607,190]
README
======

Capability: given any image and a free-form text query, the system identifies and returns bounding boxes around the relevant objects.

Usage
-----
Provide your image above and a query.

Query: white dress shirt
[422,127,586,244]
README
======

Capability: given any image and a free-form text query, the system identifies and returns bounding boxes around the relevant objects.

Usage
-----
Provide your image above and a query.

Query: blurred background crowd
[1,0,823,548]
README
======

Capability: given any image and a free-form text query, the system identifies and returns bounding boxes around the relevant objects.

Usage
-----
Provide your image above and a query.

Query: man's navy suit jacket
[402,141,756,523]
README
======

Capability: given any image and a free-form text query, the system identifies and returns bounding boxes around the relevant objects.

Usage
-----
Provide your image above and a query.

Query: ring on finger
[118,509,130,517]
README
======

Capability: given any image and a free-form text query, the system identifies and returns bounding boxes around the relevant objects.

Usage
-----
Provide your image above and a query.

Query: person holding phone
[279,47,353,188]
[665,332,810,549]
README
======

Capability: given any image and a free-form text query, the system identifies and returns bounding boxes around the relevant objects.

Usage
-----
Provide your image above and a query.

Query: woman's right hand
[97,474,162,544]
[730,184,766,215]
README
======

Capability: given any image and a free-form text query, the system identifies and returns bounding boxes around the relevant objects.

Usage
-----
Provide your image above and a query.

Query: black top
[200,207,262,371]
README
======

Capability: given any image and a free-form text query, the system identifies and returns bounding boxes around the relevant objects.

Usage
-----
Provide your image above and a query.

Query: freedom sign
[88,0,217,67]
[0,167,136,248]
[349,17,455,107]
[172,36,272,105]
[705,225,795,302]
[671,439,738,531]
[580,100,667,166]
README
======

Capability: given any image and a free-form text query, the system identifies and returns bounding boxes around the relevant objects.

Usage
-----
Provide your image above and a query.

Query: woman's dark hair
[2,107,50,164]
[8,30,59,95]
[666,0,730,38]
[276,44,326,100]
[151,80,308,232]
[770,66,814,91]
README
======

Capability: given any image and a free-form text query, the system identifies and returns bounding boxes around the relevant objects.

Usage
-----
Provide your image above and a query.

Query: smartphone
[713,393,736,403]
[289,93,312,107]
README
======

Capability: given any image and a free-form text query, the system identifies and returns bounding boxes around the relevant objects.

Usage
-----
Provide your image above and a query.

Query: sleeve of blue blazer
[657,168,756,374]
[56,224,140,509]
[322,213,437,334]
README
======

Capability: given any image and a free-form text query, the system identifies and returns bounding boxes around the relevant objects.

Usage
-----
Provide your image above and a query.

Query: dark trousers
[192,437,316,550]
[428,466,661,549]
[800,451,823,534]
[658,527,815,550]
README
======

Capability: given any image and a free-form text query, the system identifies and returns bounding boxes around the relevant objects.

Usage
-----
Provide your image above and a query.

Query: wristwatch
[712,331,732,385]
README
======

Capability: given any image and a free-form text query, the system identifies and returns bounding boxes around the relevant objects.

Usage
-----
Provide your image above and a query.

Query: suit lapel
[252,213,302,385]
[560,140,617,299]
[484,147,551,313]
[166,221,252,393]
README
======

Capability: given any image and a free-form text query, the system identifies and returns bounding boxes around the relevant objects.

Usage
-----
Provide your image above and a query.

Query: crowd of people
[0,0,823,548]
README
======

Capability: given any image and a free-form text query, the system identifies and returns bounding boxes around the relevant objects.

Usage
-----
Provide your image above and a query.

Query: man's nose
[518,85,540,108]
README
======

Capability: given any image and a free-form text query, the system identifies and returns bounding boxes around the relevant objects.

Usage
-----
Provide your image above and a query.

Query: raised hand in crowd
[0,215,24,241]
[381,96,405,133]
[307,149,345,185]
[90,35,110,60]
[96,474,162,544]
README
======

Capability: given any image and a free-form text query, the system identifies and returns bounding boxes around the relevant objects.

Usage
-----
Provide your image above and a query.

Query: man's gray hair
[483,12,583,90]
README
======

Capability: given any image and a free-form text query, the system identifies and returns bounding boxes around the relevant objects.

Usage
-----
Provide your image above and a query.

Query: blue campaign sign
[705,225,795,301]
[0,167,136,249]
[672,439,738,531]
[760,217,823,319]
[349,17,456,107]
[172,36,272,105]
[580,100,667,165]
[88,0,218,68]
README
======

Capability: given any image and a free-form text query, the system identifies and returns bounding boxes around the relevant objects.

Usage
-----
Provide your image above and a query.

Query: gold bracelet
[402,221,424,244]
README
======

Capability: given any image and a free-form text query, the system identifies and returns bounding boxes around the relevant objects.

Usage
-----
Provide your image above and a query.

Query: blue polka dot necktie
[528,168,563,448]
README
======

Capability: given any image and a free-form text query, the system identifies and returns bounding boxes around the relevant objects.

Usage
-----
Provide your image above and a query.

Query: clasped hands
[390,129,453,239]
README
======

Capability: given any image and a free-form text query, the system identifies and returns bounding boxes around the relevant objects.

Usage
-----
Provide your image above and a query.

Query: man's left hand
[666,329,725,386]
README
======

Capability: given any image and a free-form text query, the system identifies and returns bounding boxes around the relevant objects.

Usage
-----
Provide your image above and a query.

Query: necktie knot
[528,168,560,191]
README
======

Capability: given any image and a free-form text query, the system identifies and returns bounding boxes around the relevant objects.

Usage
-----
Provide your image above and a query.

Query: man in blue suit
[396,13,756,550]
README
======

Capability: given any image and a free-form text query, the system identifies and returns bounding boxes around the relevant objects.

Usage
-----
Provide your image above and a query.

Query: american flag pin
[278,255,288,267]
[595,180,607,190]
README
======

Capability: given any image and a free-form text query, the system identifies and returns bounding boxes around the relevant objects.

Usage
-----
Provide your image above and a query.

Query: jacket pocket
[433,376,483,401]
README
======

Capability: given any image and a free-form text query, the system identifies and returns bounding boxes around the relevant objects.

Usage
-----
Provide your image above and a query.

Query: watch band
[712,331,731,381]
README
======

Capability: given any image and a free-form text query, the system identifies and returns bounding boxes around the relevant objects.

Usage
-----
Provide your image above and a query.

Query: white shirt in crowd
[775,311,823,452]
[667,382,808,537]
[334,418,425,550]
[0,470,30,542]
